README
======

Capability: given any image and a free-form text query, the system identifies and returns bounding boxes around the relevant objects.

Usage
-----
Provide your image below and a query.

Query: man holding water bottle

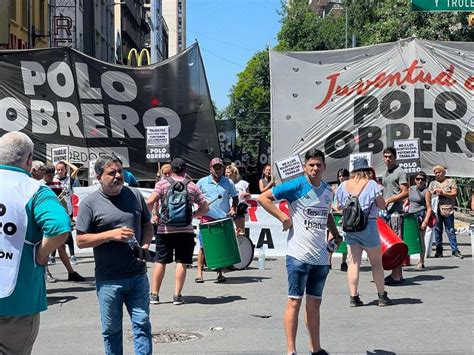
[76,154,154,355]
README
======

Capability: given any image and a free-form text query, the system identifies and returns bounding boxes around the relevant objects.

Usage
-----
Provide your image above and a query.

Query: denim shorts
[286,255,330,299]
[344,219,381,248]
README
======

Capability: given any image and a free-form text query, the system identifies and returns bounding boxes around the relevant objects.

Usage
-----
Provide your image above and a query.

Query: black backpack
[341,180,371,233]
[160,177,192,227]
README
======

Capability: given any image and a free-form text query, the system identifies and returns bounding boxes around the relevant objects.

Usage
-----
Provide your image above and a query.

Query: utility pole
[27,0,32,48]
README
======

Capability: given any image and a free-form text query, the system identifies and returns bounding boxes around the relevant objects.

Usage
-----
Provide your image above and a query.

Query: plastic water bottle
[128,233,138,250]
[258,247,265,270]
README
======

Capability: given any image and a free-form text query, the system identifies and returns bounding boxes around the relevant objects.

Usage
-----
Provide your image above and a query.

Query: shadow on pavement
[47,295,78,306]
[367,350,396,355]
[405,265,459,272]
[47,286,96,294]
[220,276,271,284]
[184,295,246,305]
[364,297,422,306]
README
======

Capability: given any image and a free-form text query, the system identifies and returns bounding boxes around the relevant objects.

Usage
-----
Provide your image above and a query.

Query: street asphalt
[34,230,473,355]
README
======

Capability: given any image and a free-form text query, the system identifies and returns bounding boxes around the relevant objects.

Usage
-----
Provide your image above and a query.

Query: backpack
[341,180,371,233]
[160,177,193,227]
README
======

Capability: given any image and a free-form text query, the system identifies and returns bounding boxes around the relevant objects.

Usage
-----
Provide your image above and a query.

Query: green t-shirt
[0,165,71,317]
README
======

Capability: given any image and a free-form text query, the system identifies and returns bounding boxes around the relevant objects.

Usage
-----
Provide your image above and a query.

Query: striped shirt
[153,176,206,234]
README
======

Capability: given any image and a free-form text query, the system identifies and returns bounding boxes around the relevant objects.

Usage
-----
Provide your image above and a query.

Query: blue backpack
[160,177,192,227]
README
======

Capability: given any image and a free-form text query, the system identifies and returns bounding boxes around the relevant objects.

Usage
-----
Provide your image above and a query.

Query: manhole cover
[151,331,203,344]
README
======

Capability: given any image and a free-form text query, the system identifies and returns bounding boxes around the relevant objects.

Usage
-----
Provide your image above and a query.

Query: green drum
[333,213,347,254]
[402,213,422,255]
[200,218,241,269]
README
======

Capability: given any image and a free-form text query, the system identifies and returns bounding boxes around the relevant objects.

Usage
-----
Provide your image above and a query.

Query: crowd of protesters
[0,130,470,355]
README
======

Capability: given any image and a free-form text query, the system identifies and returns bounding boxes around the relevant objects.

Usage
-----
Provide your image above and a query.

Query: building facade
[308,0,343,17]
[162,0,185,57]
[1,0,49,49]
[145,0,168,63]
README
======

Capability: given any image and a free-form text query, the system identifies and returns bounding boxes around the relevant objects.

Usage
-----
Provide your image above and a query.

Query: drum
[332,213,347,254]
[402,213,422,255]
[233,235,254,270]
[200,218,241,269]
[377,218,408,270]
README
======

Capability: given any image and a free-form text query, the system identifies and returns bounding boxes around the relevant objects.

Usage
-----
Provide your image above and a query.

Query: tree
[224,49,270,157]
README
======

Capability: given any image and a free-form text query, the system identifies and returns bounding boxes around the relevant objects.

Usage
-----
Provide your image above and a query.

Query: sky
[187,0,282,111]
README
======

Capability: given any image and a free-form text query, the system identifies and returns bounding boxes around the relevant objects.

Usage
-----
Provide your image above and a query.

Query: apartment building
[162,0,185,57]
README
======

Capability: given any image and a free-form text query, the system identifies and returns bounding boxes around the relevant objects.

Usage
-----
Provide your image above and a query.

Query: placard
[394,139,422,174]
[275,155,304,181]
[146,126,171,162]
[349,152,373,172]
[51,146,69,165]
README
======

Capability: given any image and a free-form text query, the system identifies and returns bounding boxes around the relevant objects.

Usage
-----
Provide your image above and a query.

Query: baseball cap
[210,157,224,167]
[171,158,186,171]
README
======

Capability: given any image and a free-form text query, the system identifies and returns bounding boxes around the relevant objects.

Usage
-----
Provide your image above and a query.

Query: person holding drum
[403,171,433,270]
[426,165,463,259]
[336,158,393,307]
[225,163,251,235]
[382,147,409,286]
[196,157,239,283]
[146,158,209,305]
[257,148,341,355]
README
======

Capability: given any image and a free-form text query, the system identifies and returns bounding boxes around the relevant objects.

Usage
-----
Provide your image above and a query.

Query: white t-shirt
[234,180,250,203]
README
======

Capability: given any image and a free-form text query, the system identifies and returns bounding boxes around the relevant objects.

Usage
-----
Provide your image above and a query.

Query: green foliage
[224,0,474,156]
[224,50,270,156]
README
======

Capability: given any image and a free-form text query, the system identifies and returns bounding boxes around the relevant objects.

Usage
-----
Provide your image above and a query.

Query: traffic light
[468,13,474,27]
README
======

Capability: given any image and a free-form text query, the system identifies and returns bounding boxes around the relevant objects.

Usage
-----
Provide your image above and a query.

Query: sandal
[216,274,226,283]
[194,277,204,283]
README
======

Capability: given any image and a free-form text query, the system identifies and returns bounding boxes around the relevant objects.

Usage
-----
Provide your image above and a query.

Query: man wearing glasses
[382,147,408,285]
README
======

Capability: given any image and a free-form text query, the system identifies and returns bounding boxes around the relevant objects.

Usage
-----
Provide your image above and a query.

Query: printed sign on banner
[349,152,373,172]
[88,159,99,185]
[275,155,304,181]
[51,146,69,165]
[146,126,171,163]
[394,139,421,174]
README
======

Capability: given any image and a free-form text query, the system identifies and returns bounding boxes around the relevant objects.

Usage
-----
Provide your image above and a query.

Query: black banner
[0,43,219,179]
[215,119,236,159]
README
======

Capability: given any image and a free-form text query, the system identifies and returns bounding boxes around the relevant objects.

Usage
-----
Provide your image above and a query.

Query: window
[40,0,45,33]
[11,0,16,21]
[21,0,27,26]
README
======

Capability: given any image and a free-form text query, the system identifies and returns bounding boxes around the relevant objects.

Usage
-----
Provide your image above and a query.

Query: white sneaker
[70,256,78,265]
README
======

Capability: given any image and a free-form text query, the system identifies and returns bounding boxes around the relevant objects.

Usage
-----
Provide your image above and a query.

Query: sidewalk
[36,233,472,354]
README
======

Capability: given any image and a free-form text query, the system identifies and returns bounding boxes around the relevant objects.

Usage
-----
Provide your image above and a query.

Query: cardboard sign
[349,152,373,172]
[146,126,171,162]
[275,155,304,181]
[51,146,69,165]
[394,139,422,174]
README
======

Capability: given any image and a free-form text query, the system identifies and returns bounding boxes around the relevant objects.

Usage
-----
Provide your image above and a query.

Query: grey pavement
[35,232,473,355]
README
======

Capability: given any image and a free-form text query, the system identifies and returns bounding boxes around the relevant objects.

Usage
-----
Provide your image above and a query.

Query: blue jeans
[96,273,152,355]
[434,213,459,253]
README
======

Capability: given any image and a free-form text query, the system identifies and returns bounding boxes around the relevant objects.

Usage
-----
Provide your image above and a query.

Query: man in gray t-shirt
[76,155,153,355]
[382,147,408,285]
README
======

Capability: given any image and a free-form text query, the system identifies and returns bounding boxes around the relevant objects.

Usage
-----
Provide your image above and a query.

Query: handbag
[439,204,454,217]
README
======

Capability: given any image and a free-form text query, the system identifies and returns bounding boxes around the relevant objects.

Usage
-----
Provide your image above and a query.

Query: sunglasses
[415,177,426,181]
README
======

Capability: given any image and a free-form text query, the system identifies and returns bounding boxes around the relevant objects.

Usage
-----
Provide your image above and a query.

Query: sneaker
[45,273,57,283]
[452,251,464,259]
[311,350,329,355]
[70,256,78,265]
[149,293,160,304]
[378,291,393,307]
[350,294,363,307]
[434,251,443,258]
[340,261,348,272]
[48,257,56,266]
[173,294,184,305]
[68,271,85,282]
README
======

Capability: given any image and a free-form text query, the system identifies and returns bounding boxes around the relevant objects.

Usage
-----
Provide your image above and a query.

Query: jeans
[96,273,152,355]
[434,213,459,253]
[286,256,330,299]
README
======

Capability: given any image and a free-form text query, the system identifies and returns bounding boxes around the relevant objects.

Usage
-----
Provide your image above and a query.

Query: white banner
[270,38,474,179]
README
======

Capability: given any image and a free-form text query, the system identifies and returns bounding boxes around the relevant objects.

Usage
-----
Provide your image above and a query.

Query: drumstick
[208,194,223,206]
